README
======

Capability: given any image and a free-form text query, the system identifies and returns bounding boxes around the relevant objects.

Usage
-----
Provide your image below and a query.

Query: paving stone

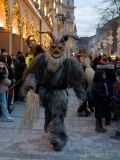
[0,89,120,159]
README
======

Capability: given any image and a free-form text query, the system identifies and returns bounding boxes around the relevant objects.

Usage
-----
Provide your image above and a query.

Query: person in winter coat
[14,54,26,102]
[6,55,15,113]
[0,54,14,122]
[93,69,110,133]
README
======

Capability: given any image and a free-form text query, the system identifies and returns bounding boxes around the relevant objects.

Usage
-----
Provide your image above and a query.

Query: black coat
[93,69,111,119]
[93,82,110,118]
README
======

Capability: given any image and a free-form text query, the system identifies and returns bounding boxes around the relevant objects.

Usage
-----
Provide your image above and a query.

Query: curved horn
[60,34,70,44]
[39,31,55,42]
[26,35,37,46]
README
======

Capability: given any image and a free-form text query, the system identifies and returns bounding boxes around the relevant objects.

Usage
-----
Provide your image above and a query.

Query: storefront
[0,0,51,55]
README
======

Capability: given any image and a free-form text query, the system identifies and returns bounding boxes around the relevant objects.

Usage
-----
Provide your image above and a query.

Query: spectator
[6,55,15,113]
[92,69,109,133]
[14,54,26,102]
[0,54,14,122]
[1,48,8,56]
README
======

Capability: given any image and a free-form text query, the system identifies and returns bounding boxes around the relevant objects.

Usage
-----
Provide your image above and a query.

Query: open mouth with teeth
[51,51,61,58]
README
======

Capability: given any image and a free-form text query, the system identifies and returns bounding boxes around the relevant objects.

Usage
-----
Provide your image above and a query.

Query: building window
[67,1,69,5]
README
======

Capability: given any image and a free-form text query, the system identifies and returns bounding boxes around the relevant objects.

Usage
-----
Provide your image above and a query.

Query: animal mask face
[50,40,65,59]
[26,33,69,58]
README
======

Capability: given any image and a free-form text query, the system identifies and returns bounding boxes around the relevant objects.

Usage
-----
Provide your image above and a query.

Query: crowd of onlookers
[75,49,120,133]
[0,45,45,122]
[0,49,28,122]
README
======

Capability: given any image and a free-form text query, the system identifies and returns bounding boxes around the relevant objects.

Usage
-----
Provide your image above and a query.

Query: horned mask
[26,33,69,72]
[26,33,69,58]
[40,32,69,59]
[43,32,69,71]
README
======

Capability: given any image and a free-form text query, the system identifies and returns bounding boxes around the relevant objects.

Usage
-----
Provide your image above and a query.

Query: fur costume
[21,34,87,151]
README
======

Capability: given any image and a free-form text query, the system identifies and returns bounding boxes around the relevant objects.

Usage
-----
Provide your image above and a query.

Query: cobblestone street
[0,89,120,160]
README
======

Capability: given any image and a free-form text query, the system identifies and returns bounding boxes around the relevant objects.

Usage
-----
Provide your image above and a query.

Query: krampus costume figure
[21,34,87,151]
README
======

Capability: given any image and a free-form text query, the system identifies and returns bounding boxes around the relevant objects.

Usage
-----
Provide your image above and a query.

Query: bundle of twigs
[20,90,40,131]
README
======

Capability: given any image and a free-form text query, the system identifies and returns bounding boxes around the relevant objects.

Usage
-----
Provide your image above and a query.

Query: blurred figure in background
[82,56,95,112]
[6,55,15,113]
[92,69,109,133]
[14,54,26,102]
[76,49,91,117]
[0,54,14,122]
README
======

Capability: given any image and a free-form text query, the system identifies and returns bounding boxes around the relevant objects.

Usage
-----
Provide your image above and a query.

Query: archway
[12,0,21,54]
[0,0,10,52]
[23,11,29,39]
[0,0,9,29]
[12,0,21,35]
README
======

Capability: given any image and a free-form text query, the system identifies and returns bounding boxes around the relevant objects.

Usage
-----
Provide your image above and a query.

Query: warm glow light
[53,2,56,9]
[43,33,51,49]
[0,1,8,29]
[33,0,36,2]
[38,0,41,9]
[44,5,47,16]
[0,21,4,27]
[12,2,21,35]
[56,7,58,14]
[49,17,52,26]
[12,28,17,34]
[23,34,26,38]
[22,12,28,39]
[60,0,63,3]
[30,36,34,40]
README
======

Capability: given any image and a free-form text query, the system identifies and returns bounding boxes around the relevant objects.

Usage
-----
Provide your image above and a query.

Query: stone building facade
[36,0,76,54]
[0,0,76,55]
[0,0,51,55]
